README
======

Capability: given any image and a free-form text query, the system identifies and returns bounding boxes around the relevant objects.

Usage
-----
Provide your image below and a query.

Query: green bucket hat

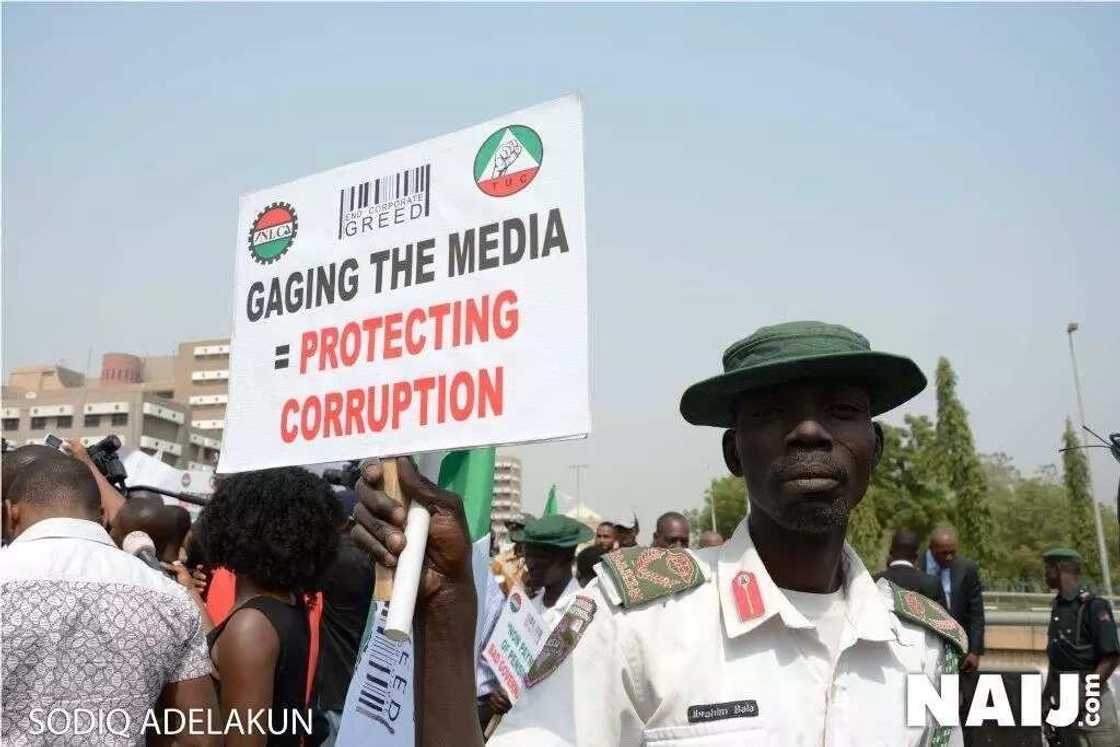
[510,514,594,548]
[680,321,927,427]
[1043,548,1082,563]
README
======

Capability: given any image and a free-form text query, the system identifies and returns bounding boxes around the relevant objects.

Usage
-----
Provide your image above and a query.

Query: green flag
[437,448,496,542]
[543,484,559,516]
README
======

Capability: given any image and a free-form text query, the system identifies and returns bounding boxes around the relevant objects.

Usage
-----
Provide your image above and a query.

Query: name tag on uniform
[687,700,759,723]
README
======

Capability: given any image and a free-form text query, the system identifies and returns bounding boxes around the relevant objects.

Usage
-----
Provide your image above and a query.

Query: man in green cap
[352,321,968,746]
[511,514,595,629]
[1042,548,1120,746]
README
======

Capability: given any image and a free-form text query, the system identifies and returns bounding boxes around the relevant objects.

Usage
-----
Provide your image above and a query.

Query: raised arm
[351,457,484,747]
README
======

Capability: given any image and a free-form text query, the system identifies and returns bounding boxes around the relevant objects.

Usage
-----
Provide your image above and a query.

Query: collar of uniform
[717,520,895,644]
[10,517,114,546]
[1057,586,1086,603]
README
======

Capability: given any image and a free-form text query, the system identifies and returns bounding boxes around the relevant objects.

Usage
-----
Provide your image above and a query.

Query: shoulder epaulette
[886,581,968,655]
[597,546,705,609]
[525,595,597,688]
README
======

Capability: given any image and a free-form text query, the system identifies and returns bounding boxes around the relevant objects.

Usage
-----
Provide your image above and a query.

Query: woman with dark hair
[194,467,343,746]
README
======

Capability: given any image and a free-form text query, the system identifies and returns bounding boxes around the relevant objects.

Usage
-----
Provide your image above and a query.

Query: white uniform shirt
[491,521,961,747]
[534,577,584,630]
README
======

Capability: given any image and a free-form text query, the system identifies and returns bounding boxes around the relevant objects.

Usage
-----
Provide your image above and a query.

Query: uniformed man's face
[653,518,690,549]
[595,524,616,551]
[523,543,575,592]
[723,381,881,534]
[1044,561,1060,589]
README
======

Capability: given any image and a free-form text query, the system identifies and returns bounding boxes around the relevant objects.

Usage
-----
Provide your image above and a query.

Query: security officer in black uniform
[1042,548,1120,746]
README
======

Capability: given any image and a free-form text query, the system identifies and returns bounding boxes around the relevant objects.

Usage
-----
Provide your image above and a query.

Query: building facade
[2,338,231,470]
[490,455,523,543]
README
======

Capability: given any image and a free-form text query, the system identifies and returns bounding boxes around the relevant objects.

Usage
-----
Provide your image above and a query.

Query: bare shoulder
[212,606,280,668]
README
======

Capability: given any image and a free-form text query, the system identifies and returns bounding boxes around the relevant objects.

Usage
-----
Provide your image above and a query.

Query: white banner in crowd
[220,96,588,473]
[481,584,550,705]
[121,450,214,515]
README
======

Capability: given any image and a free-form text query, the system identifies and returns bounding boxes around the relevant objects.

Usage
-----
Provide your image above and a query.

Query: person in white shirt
[512,514,594,630]
[1,448,217,746]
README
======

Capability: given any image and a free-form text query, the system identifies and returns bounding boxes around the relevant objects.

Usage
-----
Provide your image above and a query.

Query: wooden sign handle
[483,714,503,740]
[374,459,406,601]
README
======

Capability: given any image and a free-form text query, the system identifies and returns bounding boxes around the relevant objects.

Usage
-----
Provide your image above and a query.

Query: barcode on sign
[337,164,431,239]
[355,603,408,733]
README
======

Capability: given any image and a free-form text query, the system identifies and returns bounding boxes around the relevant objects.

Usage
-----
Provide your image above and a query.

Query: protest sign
[335,601,415,746]
[219,96,588,473]
[481,585,549,704]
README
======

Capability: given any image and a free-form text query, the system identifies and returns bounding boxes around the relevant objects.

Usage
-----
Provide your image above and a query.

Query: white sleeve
[490,581,645,747]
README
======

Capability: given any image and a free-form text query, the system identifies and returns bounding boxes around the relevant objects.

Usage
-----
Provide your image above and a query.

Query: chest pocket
[642,718,769,746]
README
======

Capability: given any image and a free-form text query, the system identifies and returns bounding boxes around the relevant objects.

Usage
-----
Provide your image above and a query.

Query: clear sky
[4,3,1118,538]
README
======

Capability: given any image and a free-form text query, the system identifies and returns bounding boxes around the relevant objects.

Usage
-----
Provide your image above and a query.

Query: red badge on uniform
[732,571,765,621]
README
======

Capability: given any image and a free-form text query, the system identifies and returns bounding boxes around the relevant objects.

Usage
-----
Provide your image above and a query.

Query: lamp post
[1067,322,1112,595]
[570,464,589,518]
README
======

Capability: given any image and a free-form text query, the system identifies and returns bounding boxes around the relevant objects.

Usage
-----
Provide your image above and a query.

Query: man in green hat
[511,514,594,629]
[352,321,968,746]
[1042,548,1120,746]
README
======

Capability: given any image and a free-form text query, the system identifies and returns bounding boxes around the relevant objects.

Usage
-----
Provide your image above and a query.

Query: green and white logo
[474,125,543,197]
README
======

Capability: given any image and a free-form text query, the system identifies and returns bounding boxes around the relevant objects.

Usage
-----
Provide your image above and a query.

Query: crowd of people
[1,440,354,745]
[1,319,1117,746]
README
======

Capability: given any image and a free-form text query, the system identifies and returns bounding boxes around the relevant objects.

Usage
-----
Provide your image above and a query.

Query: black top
[208,595,311,746]
[874,563,948,609]
[313,535,374,712]
[946,556,986,655]
[1048,588,1120,673]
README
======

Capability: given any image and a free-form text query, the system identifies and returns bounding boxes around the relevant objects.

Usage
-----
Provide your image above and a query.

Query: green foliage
[983,457,1068,590]
[685,475,748,539]
[934,357,995,569]
[1062,418,1100,580]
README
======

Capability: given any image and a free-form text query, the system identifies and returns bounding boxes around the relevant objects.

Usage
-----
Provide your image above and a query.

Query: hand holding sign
[351,457,477,619]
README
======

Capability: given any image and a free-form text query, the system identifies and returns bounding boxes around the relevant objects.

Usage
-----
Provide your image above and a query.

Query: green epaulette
[886,580,968,656]
[598,546,705,609]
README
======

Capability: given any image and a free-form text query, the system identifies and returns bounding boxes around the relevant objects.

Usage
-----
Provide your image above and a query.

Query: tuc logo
[248,202,298,265]
[474,125,542,197]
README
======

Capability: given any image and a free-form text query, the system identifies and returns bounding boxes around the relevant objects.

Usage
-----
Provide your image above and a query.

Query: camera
[87,435,128,491]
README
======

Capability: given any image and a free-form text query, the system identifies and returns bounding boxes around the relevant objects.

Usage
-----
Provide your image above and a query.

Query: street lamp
[569,464,589,518]
[1067,322,1112,595]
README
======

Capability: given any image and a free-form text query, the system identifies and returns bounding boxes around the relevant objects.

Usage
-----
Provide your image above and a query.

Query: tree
[685,475,748,539]
[854,417,954,569]
[1062,418,1100,581]
[934,357,995,569]
[983,456,1068,590]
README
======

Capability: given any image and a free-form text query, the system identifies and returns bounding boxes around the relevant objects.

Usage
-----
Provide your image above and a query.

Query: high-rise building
[491,455,523,543]
[2,338,231,469]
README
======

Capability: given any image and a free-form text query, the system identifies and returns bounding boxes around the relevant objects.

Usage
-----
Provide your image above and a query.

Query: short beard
[762,494,850,534]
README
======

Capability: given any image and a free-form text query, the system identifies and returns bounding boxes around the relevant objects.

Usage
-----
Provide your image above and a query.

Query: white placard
[335,600,415,746]
[219,96,588,473]
[481,585,549,704]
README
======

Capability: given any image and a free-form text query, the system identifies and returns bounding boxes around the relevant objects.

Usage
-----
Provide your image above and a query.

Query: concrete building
[173,339,231,438]
[490,455,523,543]
[2,338,231,470]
